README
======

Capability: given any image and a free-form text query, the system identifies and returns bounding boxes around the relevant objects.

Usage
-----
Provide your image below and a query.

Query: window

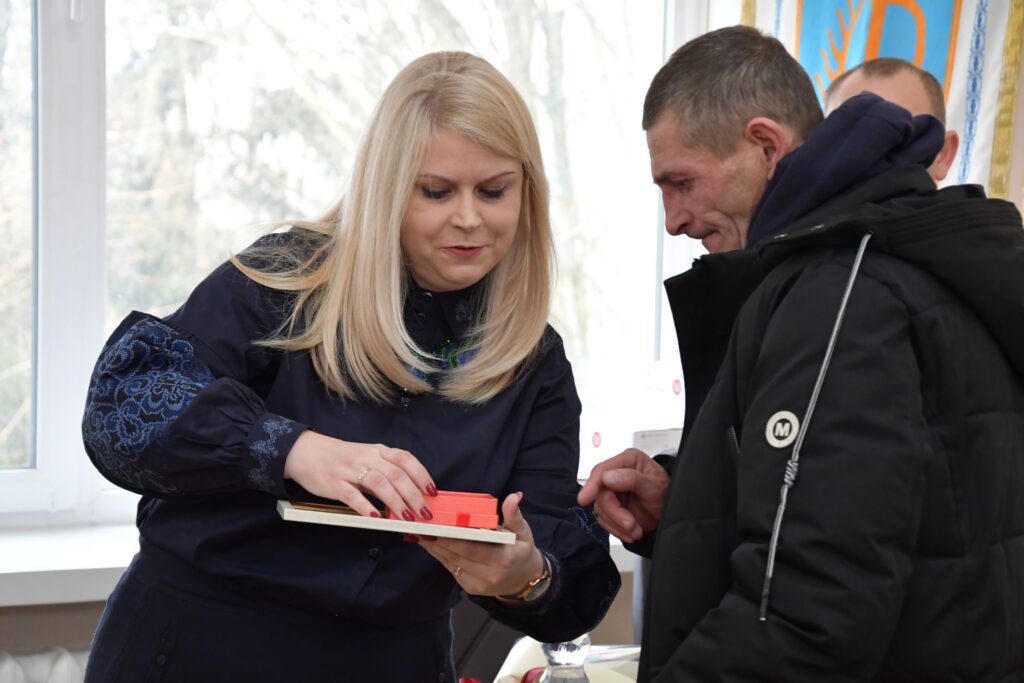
[0,0,35,470]
[0,0,106,518]
[3,0,704,521]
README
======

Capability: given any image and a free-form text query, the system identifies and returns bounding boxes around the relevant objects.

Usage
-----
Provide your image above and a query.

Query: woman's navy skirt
[85,544,455,683]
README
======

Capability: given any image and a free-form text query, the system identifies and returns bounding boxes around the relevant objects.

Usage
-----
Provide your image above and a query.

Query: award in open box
[277,490,517,544]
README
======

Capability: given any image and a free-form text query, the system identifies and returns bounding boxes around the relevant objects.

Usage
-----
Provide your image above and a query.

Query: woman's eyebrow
[416,170,519,184]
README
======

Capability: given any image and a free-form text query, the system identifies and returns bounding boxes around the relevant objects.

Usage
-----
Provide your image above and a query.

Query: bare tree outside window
[0,0,34,468]
[104,1,667,474]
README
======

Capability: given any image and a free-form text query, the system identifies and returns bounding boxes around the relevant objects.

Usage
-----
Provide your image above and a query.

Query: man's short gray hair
[643,26,822,156]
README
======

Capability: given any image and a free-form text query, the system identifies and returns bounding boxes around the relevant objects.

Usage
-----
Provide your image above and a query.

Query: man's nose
[663,196,691,236]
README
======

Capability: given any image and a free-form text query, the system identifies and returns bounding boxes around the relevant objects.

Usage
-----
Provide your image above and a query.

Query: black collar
[404,276,485,352]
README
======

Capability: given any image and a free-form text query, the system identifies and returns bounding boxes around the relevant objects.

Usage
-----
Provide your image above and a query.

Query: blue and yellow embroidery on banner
[794,0,963,105]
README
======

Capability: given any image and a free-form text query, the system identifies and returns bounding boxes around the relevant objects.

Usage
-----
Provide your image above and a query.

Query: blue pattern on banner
[957,0,988,184]
[798,0,872,103]
[774,0,783,38]
[873,2,958,88]
[797,0,958,106]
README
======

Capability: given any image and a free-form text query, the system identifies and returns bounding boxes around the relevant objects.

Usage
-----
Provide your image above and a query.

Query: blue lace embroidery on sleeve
[570,504,609,547]
[82,317,215,494]
[247,416,294,492]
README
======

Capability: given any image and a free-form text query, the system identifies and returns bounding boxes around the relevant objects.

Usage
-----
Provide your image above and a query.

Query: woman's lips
[443,246,484,258]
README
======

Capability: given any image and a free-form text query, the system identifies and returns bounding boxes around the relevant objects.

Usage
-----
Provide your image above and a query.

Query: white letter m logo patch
[765,411,800,449]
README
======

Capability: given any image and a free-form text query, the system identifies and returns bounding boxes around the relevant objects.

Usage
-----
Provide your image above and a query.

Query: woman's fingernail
[420,506,433,520]
[426,483,438,497]
[402,509,416,522]
[369,511,382,518]
[402,534,419,543]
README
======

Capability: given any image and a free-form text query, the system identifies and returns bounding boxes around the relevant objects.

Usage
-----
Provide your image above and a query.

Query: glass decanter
[538,634,591,682]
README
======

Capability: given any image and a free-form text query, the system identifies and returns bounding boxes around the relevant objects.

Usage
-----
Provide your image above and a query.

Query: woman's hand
[415,492,547,598]
[283,430,437,520]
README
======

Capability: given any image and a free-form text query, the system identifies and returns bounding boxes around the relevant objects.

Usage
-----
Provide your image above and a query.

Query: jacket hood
[747,92,945,248]
[758,166,1024,380]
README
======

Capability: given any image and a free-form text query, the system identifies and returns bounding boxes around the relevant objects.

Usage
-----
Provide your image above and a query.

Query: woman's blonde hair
[233,51,553,404]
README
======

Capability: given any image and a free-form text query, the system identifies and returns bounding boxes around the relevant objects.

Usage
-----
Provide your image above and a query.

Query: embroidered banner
[754,0,1022,195]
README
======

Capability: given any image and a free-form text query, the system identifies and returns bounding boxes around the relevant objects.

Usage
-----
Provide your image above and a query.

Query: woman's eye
[421,187,449,200]
[479,186,506,200]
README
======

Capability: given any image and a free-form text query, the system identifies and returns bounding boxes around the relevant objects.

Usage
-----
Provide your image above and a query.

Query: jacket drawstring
[759,232,873,622]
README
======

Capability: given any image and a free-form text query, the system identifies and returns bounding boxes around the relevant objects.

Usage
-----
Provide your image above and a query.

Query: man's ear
[929,130,959,183]
[744,118,792,180]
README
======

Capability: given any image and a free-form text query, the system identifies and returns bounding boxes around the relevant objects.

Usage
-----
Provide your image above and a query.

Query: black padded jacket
[635,165,1024,682]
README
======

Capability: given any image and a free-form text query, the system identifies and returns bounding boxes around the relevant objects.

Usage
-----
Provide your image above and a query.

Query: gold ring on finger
[453,564,462,578]
[356,466,370,485]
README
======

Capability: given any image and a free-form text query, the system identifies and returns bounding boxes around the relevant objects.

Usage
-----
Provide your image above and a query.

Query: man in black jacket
[580,25,1024,682]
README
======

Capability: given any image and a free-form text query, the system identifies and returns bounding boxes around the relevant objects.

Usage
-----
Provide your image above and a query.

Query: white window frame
[654,0,714,360]
[0,0,132,523]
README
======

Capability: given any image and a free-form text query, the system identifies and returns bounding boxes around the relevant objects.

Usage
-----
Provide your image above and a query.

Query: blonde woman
[81,52,619,682]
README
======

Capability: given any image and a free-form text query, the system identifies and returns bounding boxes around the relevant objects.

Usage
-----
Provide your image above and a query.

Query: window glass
[0,1,35,469]
[106,1,673,474]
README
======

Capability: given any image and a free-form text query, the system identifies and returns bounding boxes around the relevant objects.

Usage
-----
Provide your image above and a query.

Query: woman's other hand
[415,491,547,598]
[283,430,438,519]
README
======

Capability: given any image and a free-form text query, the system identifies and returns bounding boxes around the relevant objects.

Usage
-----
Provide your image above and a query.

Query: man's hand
[577,448,670,543]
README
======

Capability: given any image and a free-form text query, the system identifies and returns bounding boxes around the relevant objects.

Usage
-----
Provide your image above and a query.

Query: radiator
[0,649,88,683]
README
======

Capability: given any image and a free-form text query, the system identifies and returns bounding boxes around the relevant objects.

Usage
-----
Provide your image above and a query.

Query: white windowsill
[0,524,139,607]
[0,525,636,608]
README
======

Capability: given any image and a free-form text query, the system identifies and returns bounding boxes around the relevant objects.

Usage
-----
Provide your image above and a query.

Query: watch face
[522,567,552,601]
[525,576,551,601]
[504,555,552,601]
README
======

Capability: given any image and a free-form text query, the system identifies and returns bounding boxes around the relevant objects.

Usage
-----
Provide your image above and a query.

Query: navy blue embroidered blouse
[82,231,619,642]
